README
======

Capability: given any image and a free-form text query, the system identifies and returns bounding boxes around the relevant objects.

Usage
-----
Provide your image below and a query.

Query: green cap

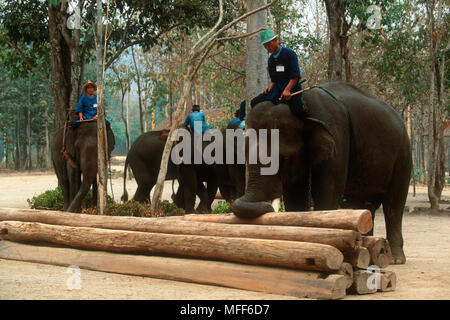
[260,29,277,45]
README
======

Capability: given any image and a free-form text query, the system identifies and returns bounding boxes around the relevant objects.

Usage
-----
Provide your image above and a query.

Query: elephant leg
[134,183,153,203]
[196,182,210,214]
[172,184,185,209]
[67,175,94,213]
[68,166,81,205]
[60,178,71,211]
[310,164,345,210]
[198,177,218,213]
[92,177,98,206]
[130,159,153,203]
[283,176,311,212]
[382,202,405,265]
[179,165,197,214]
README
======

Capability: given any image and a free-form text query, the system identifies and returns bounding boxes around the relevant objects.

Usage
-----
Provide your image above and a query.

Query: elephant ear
[305,117,337,166]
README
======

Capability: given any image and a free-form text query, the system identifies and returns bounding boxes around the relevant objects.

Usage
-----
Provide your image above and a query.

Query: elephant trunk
[231,164,282,218]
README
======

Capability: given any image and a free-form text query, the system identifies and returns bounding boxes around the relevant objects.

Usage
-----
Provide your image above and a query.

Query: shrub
[27,187,114,210]
[212,201,231,214]
[27,187,64,210]
[82,200,185,218]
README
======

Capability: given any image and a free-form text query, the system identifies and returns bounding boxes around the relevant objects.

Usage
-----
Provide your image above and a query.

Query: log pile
[0,207,396,300]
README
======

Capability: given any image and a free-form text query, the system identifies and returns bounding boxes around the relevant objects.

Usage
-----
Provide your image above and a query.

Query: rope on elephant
[316,85,354,144]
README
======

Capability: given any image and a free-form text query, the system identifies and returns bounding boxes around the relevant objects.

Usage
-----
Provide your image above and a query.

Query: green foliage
[159,200,186,216]
[412,169,427,183]
[212,201,231,214]
[83,200,185,217]
[27,187,64,210]
[27,187,114,210]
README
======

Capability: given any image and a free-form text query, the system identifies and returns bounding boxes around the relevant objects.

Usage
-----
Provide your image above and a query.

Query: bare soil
[0,163,449,300]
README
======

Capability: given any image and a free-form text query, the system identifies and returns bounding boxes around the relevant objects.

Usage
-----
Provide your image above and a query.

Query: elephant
[121,129,243,213]
[231,81,412,264]
[52,121,115,212]
[171,127,246,214]
[122,130,178,203]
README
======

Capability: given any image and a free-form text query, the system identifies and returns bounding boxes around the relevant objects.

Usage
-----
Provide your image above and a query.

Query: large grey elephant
[52,121,115,212]
[232,81,412,264]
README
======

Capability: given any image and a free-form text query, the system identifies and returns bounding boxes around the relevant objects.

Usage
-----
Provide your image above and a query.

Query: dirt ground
[0,165,449,300]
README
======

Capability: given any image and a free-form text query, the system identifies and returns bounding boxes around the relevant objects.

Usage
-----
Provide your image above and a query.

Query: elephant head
[232,101,336,218]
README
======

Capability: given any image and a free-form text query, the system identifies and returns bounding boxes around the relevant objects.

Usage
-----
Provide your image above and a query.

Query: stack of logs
[0,208,395,299]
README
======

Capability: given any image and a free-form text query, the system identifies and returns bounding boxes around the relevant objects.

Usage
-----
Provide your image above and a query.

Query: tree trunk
[44,101,51,168]
[14,108,20,170]
[48,2,72,131]
[26,72,32,171]
[0,240,347,300]
[69,0,81,109]
[426,0,445,211]
[131,46,144,134]
[323,0,345,81]
[95,0,109,214]
[245,0,268,117]
[126,87,130,152]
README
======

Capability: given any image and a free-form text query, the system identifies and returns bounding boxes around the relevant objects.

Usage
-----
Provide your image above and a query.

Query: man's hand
[260,87,269,95]
[79,113,84,121]
[280,89,292,101]
[93,115,98,120]
[260,83,275,95]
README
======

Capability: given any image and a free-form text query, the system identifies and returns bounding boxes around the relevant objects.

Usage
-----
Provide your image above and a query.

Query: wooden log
[171,210,373,233]
[0,208,361,251]
[342,247,370,268]
[336,262,353,289]
[361,236,392,268]
[0,240,347,300]
[348,270,377,295]
[0,221,344,272]
[379,270,396,292]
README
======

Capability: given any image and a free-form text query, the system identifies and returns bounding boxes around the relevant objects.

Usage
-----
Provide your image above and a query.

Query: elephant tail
[121,157,129,202]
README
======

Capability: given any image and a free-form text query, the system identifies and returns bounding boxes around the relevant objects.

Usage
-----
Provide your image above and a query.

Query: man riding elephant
[71,80,110,129]
[250,29,308,120]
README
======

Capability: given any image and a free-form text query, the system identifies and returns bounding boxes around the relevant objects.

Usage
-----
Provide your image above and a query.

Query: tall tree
[150,0,280,210]
[425,0,447,211]
[131,46,145,134]
[245,0,268,115]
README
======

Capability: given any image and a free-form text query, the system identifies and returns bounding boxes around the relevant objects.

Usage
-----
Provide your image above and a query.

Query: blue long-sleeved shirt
[183,111,211,134]
[75,94,98,120]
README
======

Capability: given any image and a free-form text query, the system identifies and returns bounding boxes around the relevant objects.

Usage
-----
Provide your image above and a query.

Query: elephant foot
[390,247,406,265]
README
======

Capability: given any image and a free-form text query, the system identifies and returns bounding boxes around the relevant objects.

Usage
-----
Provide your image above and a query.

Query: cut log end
[358,210,373,234]
[336,262,353,289]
